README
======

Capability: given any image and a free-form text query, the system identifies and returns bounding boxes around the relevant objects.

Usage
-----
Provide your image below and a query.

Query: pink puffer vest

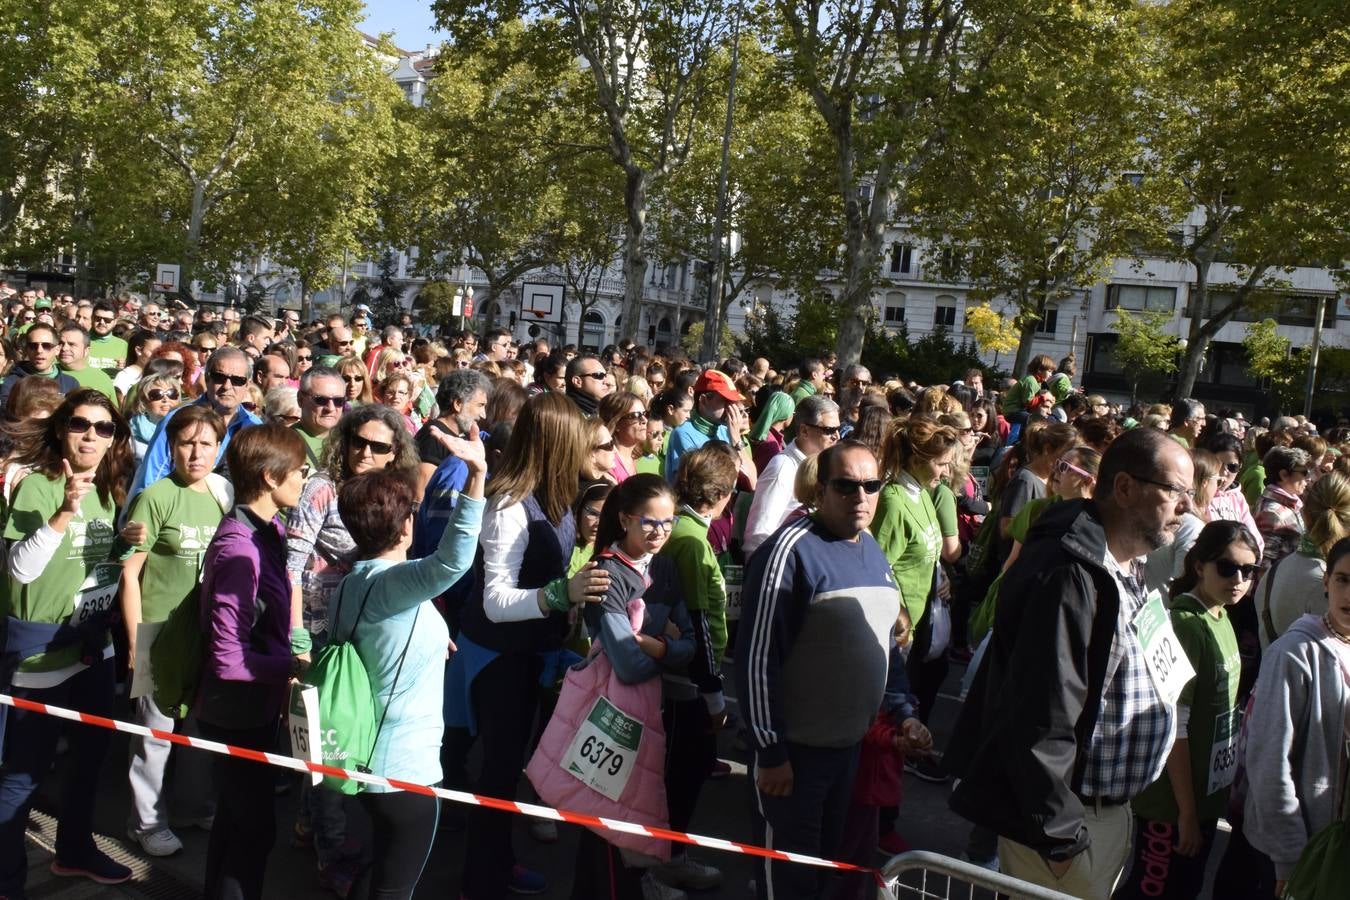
[526,647,670,860]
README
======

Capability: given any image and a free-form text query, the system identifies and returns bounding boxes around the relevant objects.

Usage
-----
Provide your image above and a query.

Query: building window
[934,305,956,328]
[582,310,605,351]
[1106,284,1176,312]
[882,291,905,325]
[890,243,913,275]
[1037,308,1059,335]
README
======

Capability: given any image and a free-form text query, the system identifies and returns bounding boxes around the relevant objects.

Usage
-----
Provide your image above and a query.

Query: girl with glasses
[285,405,418,892]
[598,391,648,484]
[1118,521,1258,900]
[0,391,137,894]
[126,374,184,466]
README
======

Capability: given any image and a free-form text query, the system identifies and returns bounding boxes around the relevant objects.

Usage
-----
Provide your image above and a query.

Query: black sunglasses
[67,415,117,439]
[805,423,842,438]
[593,440,615,452]
[828,477,883,495]
[208,371,248,388]
[351,434,394,455]
[581,371,607,381]
[1212,559,1257,581]
[342,374,364,383]
[306,394,344,408]
[27,341,55,352]
[1223,462,1240,474]
[146,388,180,402]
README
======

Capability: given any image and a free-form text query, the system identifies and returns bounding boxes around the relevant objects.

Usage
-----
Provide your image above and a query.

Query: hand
[567,561,610,605]
[664,619,681,640]
[894,613,914,648]
[291,654,311,681]
[937,575,952,601]
[60,460,95,514]
[635,633,665,659]
[897,717,933,755]
[435,424,486,473]
[724,403,747,442]
[756,760,793,797]
[120,521,147,547]
[1045,856,1073,879]
[1174,812,1202,858]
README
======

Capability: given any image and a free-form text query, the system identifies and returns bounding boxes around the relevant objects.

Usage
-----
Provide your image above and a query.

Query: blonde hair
[1302,471,1350,558]
[793,453,821,509]
[371,347,405,383]
[879,415,959,482]
[338,355,373,404]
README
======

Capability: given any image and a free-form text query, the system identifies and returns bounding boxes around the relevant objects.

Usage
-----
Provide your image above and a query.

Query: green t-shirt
[1132,593,1241,824]
[1239,455,1265,508]
[2,473,119,673]
[1010,495,1058,544]
[932,483,958,539]
[61,364,118,402]
[635,454,662,476]
[871,474,942,625]
[87,334,127,372]
[128,474,224,623]
[293,423,327,469]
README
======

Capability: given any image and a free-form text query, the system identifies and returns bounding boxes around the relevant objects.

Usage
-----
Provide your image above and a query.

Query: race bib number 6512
[1132,591,1195,706]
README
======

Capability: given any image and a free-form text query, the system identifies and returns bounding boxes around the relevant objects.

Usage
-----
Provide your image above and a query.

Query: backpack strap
[361,606,420,774]
[1259,554,1285,647]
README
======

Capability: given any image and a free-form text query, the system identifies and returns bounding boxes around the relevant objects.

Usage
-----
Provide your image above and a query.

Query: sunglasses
[582,505,603,518]
[67,416,117,438]
[208,371,248,388]
[581,371,607,381]
[593,440,615,452]
[393,358,411,367]
[198,344,218,351]
[1212,559,1257,581]
[306,394,344,408]
[1223,462,1240,474]
[456,361,470,368]
[351,434,394,455]
[27,341,55,352]
[1054,458,1095,481]
[146,388,180,402]
[297,354,313,362]
[342,374,365,383]
[241,401,257,412]
[828,477,883,495]
[621,411,648,423]
[93,315,115,325]
[805,423,842,438]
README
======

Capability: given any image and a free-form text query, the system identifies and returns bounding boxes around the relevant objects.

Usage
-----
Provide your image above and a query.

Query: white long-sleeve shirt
[477,493,550,623]
[743,442,806,558]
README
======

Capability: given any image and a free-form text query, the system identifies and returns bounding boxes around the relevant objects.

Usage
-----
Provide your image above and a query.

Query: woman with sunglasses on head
[449,394,604,899]
[285,405,418,893]
[0,390,137,895]
[1199,431,1264,561]
[599,391,649,484]
[120,406,229,858]
[1255,470,1350,650]
[1116,521,1258,900]
[125,373,184,466]
[337,355,373,406]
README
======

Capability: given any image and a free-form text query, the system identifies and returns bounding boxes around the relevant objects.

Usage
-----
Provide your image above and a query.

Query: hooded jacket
[946,498,1126,860]
[0,361,79,408]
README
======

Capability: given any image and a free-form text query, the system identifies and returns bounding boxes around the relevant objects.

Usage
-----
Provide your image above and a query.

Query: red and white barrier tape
[0,693,883,881]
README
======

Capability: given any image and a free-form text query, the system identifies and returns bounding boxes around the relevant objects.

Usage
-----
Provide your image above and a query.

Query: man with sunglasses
[735,441,900,900]
[294,366,345,470]
[480,326,514,364]
[835,364,872,438]
[663,369,754,486]
[87,300,127,372]
[563,353,609,417]
[0,323,80,406]
[949,428,1195,898]
[57,324,118,402]
[318,324,353,366]
[743,395,841,556]
[128,346,262,505]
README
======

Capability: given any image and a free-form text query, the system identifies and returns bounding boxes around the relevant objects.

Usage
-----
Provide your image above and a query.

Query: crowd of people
[0,285,1345,900]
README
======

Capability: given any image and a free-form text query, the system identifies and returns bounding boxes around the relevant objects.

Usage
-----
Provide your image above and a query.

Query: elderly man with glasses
[293,366,346,471]
[127,346,262,506]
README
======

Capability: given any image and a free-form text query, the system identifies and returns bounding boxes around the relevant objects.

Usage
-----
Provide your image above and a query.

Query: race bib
[723,564,743,622]
[1207,707,1242,795]
[1132,590,1195,706]
[71,564,120,627]
[561,696,643,802]
[970,466,990,499]
[289,684,322,787]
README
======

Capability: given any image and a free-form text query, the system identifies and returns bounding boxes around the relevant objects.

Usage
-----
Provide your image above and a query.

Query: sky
[361,0,441,52]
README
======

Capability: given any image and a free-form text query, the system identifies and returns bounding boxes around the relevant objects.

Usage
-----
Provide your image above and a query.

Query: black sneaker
[50,848,132,885]
[904,756,949,784]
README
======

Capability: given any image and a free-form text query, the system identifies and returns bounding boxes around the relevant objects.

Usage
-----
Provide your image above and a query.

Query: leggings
[352,790,440,900]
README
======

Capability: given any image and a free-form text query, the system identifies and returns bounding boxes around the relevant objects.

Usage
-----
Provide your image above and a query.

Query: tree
[681,320,736,359]
[964,304,1021,358]
[1241,319,1303,414]
[417,280,461,331]
[433,2,734,343]
[1113,310,1179,406]
[1146,0,1350,399]
[369,252,406,327]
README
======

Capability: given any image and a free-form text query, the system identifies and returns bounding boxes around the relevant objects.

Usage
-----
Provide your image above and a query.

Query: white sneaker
[653,855,723,890]
[133,828,183,857]
[527,817,558,843]
[641,871,687,900]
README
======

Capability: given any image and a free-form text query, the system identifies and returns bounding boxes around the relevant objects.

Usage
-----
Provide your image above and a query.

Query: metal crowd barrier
[879,850,1080,900]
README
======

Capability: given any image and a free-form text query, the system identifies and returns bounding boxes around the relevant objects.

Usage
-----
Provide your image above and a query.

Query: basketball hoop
[528,309,546,319]
[154,283,176,294]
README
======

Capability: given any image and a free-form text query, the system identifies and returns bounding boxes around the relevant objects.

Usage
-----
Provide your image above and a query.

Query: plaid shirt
[1078,554,1177,801]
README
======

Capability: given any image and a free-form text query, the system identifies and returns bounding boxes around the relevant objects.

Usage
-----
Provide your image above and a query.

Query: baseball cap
[33,298,52,309]
[694,370,744,403]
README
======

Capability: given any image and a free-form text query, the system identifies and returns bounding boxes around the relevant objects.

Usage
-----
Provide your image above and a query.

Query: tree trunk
[1173,255,1212,400]
[182,180,206,303]
[620,168,648,344]
[299,273,312,325]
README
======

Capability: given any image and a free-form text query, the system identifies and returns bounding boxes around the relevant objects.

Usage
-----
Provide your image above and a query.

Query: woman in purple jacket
[195,424,307,900]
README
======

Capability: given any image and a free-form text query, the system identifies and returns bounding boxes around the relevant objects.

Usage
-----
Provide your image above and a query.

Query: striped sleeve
[734,518,812,767]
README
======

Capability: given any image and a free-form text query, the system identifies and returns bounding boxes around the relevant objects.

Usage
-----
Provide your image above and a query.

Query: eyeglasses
[804,423,842,438]
[305,394,344,408]
[146,388,180,402]
[1212,559,1257,581]
[827,477,883,495]
[67,416,117,439]
[847,378,872,388]
[456,361,471,368]
[342,374,365,383]
[593,440,615,452]
[335,340,353,349]
[26,341,55,352]
[393,358,411,368]
[636,516,679,533]
[1054,458,1095,481]
[621,411,648,423]
[278,413,302,425]
[1223,462,1240,473]
[208,371,248,388]
[351,434,394,455]
[297,354,312,362]
[1127,472,1195,501]
[582,505,603,518]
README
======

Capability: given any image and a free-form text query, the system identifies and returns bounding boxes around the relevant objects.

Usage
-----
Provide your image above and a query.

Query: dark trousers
[199,719,279,900]
[0,658,114,896]
[569,828,644,900]
[353,790,439,900]
[749,742,859,900]
[1114,816,1216,900]
[461,652,544,900]
[663,696,716,836]
[1212,816,1277,900]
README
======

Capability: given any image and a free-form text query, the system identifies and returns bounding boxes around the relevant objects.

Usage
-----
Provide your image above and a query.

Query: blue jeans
[0,658,115,895]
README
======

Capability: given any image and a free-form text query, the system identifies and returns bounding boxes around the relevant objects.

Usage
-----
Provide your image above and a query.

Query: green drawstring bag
[151,584,205,720]
[304,578,418,794]
[967,571,1005,646]
[1281,770,1350,900]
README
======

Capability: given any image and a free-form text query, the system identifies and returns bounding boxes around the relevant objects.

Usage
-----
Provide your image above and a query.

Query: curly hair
[9,389,132,509]
[318,404,419,488]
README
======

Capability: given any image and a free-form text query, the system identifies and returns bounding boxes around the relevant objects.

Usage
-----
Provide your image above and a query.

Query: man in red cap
[663,369,755,485]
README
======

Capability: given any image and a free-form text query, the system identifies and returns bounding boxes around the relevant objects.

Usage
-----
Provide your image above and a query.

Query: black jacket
[0,363,79,408]
[946,499,1124,861]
